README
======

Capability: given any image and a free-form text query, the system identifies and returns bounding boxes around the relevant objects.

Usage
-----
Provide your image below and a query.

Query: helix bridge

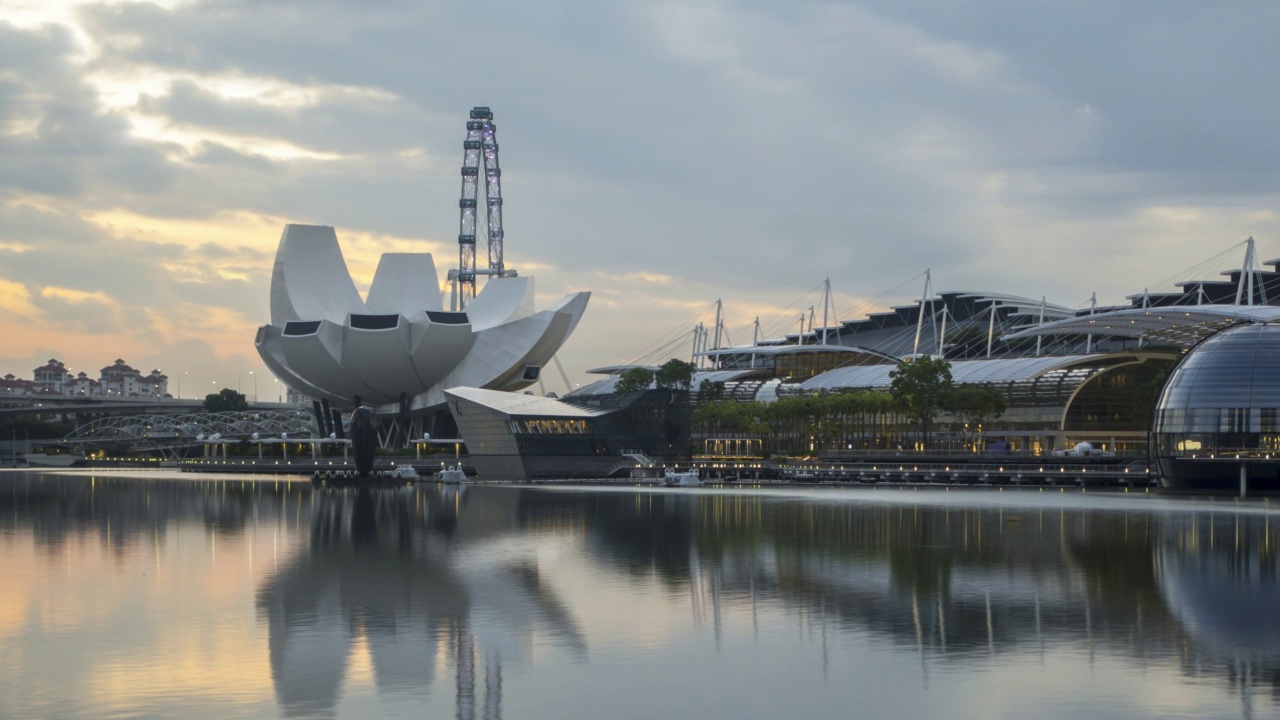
[60,409,317,453]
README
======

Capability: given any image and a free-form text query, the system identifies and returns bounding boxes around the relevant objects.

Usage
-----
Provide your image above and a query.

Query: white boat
[390,464,418,480]
[434,464,467,483]
[662,468,702,487]
[25,453,80,468]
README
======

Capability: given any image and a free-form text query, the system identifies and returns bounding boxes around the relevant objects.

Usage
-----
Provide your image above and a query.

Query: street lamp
[238,368,254,397]
[176,371,188,399]
[238,371,256,400]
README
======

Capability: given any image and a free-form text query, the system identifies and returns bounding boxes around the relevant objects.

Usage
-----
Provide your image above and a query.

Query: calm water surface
[1,469,1278,719]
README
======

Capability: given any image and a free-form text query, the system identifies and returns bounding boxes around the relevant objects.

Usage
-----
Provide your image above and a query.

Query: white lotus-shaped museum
[255,224,589,411]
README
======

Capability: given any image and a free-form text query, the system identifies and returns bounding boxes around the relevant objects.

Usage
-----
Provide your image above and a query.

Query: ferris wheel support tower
[449,106,515,310]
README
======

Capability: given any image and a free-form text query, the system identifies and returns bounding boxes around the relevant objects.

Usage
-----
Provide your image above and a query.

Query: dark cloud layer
[0,1,1277,382]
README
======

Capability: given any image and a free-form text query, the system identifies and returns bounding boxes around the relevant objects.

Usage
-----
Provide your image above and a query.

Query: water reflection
[1,473,1278,719]
[259,486,586,718]
[528,491,1280,714]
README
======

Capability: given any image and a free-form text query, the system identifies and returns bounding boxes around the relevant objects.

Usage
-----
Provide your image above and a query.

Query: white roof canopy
[1003,304,1280,347]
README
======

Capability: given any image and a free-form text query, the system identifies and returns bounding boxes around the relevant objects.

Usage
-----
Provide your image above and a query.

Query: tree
[889,356,953,450]
[693,400,766,436]
[945,384,1007,449]
[1131,361,1174,427]
[203,388,248,412]
[614,368,655,394]
[655,358,695,390]
[697,379,726,402]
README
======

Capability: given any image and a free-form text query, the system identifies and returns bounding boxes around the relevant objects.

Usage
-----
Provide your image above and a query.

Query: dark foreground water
[2,471,1278,719]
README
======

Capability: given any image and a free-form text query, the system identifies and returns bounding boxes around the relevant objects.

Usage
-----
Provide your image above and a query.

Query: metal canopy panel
[585,365,660,375]
[799,354,1106,391]
[567,368,758,397]
[446,386,610,418]
[1003,305,1280,347]
[702,344,896,359]
[694,369,762,384]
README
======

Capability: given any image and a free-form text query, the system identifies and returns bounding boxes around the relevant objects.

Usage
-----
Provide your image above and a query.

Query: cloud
[0,278,39,316]
[0,0,1276,388]
[32,285,121,332]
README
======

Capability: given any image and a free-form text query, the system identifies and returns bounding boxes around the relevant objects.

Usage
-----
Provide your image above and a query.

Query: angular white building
[255,224,589,414]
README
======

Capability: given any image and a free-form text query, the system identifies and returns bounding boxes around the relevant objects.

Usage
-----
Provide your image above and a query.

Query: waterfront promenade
[87,454,1164,490]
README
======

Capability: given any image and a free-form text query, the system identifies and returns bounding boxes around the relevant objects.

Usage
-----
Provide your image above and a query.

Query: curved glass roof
[1155,323,1280,433]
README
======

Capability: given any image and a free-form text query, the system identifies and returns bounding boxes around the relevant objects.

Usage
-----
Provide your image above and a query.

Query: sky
[1,0,1278,398]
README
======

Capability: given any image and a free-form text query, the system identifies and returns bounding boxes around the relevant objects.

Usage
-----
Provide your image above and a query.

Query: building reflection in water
[256,485,586,718]
[553,491,1280,712]
[2,473,1278,718]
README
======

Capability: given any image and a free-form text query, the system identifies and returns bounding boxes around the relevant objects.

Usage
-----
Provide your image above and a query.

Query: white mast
[1236,236,1261,306]
[986,300,996,359]
[712,298,723,354]
[751,316,760,368]
[821,278,831,345]
[807,306,816,344]
[1086,292,1096,353]
[1258,237,1269,304]
[1035,296,1045,357]
[1140,289,1148,350]
[913,269,931,357]
[692,323,703,368]
[938,306,948,358]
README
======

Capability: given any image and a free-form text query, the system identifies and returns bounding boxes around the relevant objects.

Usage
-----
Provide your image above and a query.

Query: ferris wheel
[451,106,510,309]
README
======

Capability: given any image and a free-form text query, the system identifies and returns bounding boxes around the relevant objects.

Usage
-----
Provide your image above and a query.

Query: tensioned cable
[631,333,697,366]
[756,280,827,341]
[1143,240,1247,294]
[1065,240,1249,311]
[622,300,719,366]
[832,271,929,332]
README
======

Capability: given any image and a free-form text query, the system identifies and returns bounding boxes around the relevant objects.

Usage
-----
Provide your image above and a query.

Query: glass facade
[451,389,692,461]
[1064,359,1174,432]
[448,400,519,455]
[1153,324,1280,457]
[520,419,589,434]
[773,352,882,380]
[573,389,692,458]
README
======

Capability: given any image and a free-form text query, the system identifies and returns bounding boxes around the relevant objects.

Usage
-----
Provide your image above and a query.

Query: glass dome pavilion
[1153,323,1280,490]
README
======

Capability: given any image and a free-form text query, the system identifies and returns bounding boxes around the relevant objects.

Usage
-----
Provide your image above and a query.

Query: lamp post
[176,371,188,399]
[238,371,255,400]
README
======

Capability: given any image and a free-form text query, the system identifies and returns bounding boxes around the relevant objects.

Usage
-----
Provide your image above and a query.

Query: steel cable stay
[624,300,720,366]
[1057,239,1254,314]
[755,279,828,341]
